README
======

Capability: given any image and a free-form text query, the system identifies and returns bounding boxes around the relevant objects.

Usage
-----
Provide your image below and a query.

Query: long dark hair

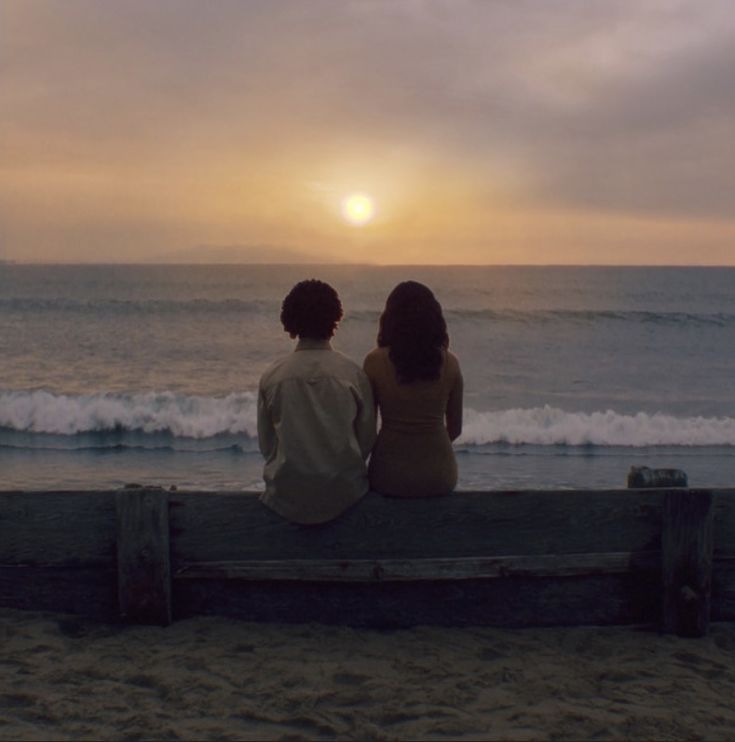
[378,281,449,383]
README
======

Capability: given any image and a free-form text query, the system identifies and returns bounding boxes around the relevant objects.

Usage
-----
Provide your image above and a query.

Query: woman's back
[364,346,462,496]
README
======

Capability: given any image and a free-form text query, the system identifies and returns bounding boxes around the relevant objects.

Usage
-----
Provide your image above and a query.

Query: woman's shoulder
[442,350,462,386]
[444,349,461,372]
[363,346,389,372]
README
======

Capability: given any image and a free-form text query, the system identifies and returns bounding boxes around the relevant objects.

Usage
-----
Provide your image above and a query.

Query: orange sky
[2,1,734,264]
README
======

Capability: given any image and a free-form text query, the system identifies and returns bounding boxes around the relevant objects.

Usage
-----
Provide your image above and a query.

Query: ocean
[2,264,735,492]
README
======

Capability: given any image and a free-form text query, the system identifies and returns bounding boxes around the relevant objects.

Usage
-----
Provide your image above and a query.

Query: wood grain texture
[712,556,735,621]
[169,490,666,565]
[0,488,733,629]
[662,490,714,637]
[0,565,117,619]
[173,572,661,628]
[174,551,660,582]
[714,490,735,556]
[116,488,172,625]
[0,491,116,566]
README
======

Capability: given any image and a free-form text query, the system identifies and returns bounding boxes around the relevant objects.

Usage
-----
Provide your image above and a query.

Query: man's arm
[257,384,276,459]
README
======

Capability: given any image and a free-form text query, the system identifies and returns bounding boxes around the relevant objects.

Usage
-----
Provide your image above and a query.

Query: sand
[1,608,735,741]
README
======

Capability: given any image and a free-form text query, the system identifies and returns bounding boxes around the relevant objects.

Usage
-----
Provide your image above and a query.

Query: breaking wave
[2,391,735,448]
[0,390,258,439]
[460,406,735,448]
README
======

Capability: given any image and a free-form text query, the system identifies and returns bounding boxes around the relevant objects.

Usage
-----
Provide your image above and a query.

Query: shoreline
[2,607,735,740]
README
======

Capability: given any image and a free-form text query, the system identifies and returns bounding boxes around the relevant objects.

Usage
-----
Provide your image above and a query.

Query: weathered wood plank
[0,491,116,566]
[0,487,732,630]
[662,489,715,637]
[170,490,667,565]
[116,488,172,625]
[714,490,735,556]
[712,555,735,621]
[173,572,661,628]
[175,551,660,582]
[0,565,118,620]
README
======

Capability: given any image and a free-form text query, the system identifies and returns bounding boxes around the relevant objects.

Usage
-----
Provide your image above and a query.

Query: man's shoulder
[259,353,293,390]
[260,348,365,389]
[330,348,365,374]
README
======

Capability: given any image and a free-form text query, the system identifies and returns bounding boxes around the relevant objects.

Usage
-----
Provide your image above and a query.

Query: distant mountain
[154,244,337,264]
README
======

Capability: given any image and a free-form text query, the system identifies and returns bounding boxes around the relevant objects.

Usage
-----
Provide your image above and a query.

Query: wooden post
[661,489,714,637]
[116,487,172,625]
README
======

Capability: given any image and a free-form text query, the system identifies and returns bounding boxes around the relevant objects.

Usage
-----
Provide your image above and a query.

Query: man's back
[257,288,375,524]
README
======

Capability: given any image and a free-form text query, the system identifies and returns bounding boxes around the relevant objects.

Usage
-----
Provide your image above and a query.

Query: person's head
[280,279,343,340]
[378,281,449,383]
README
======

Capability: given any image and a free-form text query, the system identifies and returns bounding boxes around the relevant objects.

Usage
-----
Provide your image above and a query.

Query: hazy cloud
[2,0,734,261]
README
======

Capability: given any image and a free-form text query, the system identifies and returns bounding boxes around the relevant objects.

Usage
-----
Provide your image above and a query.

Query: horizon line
[4,261,735,269]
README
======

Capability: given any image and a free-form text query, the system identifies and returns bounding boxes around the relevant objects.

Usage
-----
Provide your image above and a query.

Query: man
[257,279,376,524]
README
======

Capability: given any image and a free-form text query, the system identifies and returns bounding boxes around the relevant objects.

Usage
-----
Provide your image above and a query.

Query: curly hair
[280,279,343,340]
[378,281,449,383]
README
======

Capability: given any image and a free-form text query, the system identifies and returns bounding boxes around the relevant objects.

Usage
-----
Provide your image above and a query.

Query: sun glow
[340,192,375,226]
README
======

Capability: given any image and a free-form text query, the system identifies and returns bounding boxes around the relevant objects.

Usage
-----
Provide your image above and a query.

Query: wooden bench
[1,488,734,636]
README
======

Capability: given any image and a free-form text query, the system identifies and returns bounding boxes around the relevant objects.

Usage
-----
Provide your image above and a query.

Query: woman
[363,281,463,497]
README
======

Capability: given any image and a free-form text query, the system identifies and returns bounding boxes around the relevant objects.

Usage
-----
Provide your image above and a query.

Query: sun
[340,192,375,226]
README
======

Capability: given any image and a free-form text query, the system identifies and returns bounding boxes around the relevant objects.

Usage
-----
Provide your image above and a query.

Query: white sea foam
[3,391,735,447]
[0,390,258,439]
[459,405,735,447]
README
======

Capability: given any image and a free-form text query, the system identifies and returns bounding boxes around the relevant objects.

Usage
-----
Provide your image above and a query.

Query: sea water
[2,264,735,491]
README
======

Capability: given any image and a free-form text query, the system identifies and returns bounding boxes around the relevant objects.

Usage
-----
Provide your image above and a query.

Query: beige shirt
[258,338,376,524]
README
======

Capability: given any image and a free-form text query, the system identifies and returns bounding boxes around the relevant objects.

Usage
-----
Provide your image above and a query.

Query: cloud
[1,0,734,261]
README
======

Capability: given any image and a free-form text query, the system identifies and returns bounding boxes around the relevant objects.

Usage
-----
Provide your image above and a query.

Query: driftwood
[1,488,734,635]
[628,466,688,488]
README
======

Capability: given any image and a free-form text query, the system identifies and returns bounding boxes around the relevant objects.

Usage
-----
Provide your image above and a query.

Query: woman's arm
[445,358,463,442]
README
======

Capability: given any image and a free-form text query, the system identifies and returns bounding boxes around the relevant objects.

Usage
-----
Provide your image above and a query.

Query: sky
[1,0,734,265]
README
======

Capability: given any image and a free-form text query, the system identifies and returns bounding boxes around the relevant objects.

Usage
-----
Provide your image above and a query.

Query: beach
[3,265,735,739]
[5,3,735,738]
[2,607,735,741]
